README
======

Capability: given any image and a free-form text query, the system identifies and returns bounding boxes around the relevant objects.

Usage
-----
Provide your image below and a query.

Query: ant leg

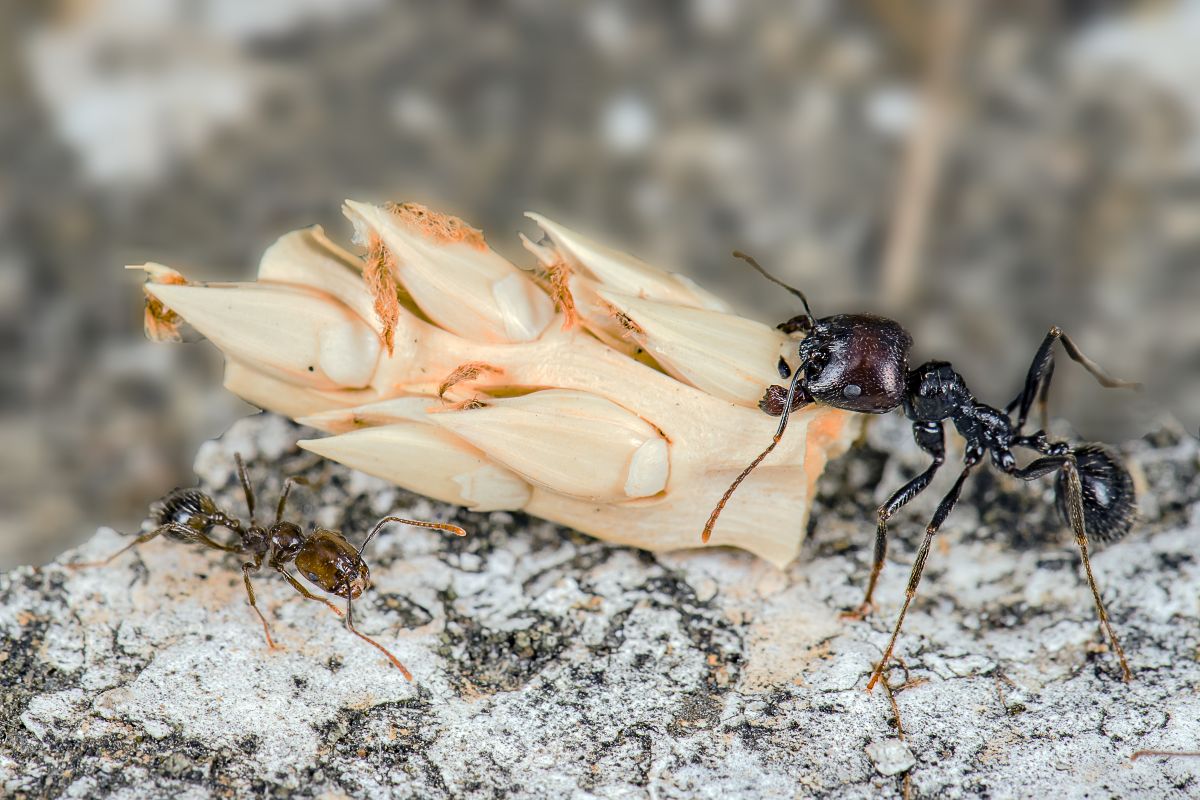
[192,532,240,553]
[1010,456,1132,681]
[845,422,945,620]
[275,476,310,524]
[1036,361,1055,433]
[868,462,975,692]
[241,560,278,650]
[1007,326,1140,433]
[276,568,344,617]
[344,595,413,680]
[68,522,207,568]
[357,515,467,556]
[1060,461,1131,680]
[234,453,256,523]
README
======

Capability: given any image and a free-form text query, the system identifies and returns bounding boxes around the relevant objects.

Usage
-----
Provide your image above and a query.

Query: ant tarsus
[703,253,1140,687]
[70,454,466,679]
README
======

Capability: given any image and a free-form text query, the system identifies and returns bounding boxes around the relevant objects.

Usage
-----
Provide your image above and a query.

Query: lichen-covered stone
[2,413,1198,798]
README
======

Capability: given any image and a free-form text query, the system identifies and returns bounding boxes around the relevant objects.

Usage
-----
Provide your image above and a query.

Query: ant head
[153,488,221,530]
[730,251,910,412]
[294,529,370,599]
[800,314,913,413]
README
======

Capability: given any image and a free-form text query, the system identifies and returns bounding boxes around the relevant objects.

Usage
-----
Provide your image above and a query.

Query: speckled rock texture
[3,412,1199,799]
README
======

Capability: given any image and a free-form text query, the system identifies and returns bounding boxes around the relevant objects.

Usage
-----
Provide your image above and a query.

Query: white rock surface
[2,413,1199,798]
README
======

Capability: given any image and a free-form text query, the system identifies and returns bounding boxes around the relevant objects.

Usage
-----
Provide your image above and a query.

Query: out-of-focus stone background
[3,0,1200,568]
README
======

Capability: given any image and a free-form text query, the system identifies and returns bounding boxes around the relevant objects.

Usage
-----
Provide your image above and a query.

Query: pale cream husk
[138,201,858,567]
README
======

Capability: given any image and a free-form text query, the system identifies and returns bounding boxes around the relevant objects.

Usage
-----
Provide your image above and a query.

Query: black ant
[703,252,1140,690]
[70,455,466,680]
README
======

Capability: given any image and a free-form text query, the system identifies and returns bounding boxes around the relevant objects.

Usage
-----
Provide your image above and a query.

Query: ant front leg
[867,460,977,692]
[241,557,278,650]
[1006,326,1141,434]
[275,568,344,617]
[844,421,945,620]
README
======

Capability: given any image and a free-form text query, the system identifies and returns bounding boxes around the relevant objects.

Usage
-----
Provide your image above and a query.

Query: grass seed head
[141,200,859,566]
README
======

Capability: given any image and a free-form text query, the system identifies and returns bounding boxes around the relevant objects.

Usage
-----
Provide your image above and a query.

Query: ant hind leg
[1060,460,1131,680]
[1007,326,1140,434]
[69,522,201,569]
[1012,455,1132,681]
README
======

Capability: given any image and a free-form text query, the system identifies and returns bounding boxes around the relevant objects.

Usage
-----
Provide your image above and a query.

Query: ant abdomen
[1055,444,1136,543]
[151,488,219,539]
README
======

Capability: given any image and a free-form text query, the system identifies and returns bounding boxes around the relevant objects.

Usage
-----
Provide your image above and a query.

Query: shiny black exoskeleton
[73,455,466,679]
[703,252,1140,688]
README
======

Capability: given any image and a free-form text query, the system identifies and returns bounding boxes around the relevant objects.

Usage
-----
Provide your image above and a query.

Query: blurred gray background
[2,0,1198,567]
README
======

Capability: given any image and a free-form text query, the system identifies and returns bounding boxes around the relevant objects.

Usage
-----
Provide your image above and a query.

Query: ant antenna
[358,515,467,556]
[702,369,806,543]
[732,251,815,321]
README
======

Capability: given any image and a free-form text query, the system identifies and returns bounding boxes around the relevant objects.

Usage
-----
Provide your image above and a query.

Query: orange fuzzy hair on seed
[599,299,645,336]
[364,232,401,355]
[144,291,184,343]
[543,259,579,330]
[385,202,487,250]
[438,362,504,399]
[439,396,488,412]
[139,266,189,343]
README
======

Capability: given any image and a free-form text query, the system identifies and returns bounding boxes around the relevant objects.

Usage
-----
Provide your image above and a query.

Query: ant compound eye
[843,384,862,399]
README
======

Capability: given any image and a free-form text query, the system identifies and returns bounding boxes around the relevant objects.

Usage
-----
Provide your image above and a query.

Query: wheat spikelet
[135,201,859,566]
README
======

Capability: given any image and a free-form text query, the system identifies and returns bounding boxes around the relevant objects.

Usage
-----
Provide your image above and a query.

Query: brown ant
[703,252,1141,690]
[70,455,466,679]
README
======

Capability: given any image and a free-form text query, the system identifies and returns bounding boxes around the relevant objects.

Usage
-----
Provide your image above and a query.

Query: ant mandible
[70,455,466,680]
[702,253,1140,690]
